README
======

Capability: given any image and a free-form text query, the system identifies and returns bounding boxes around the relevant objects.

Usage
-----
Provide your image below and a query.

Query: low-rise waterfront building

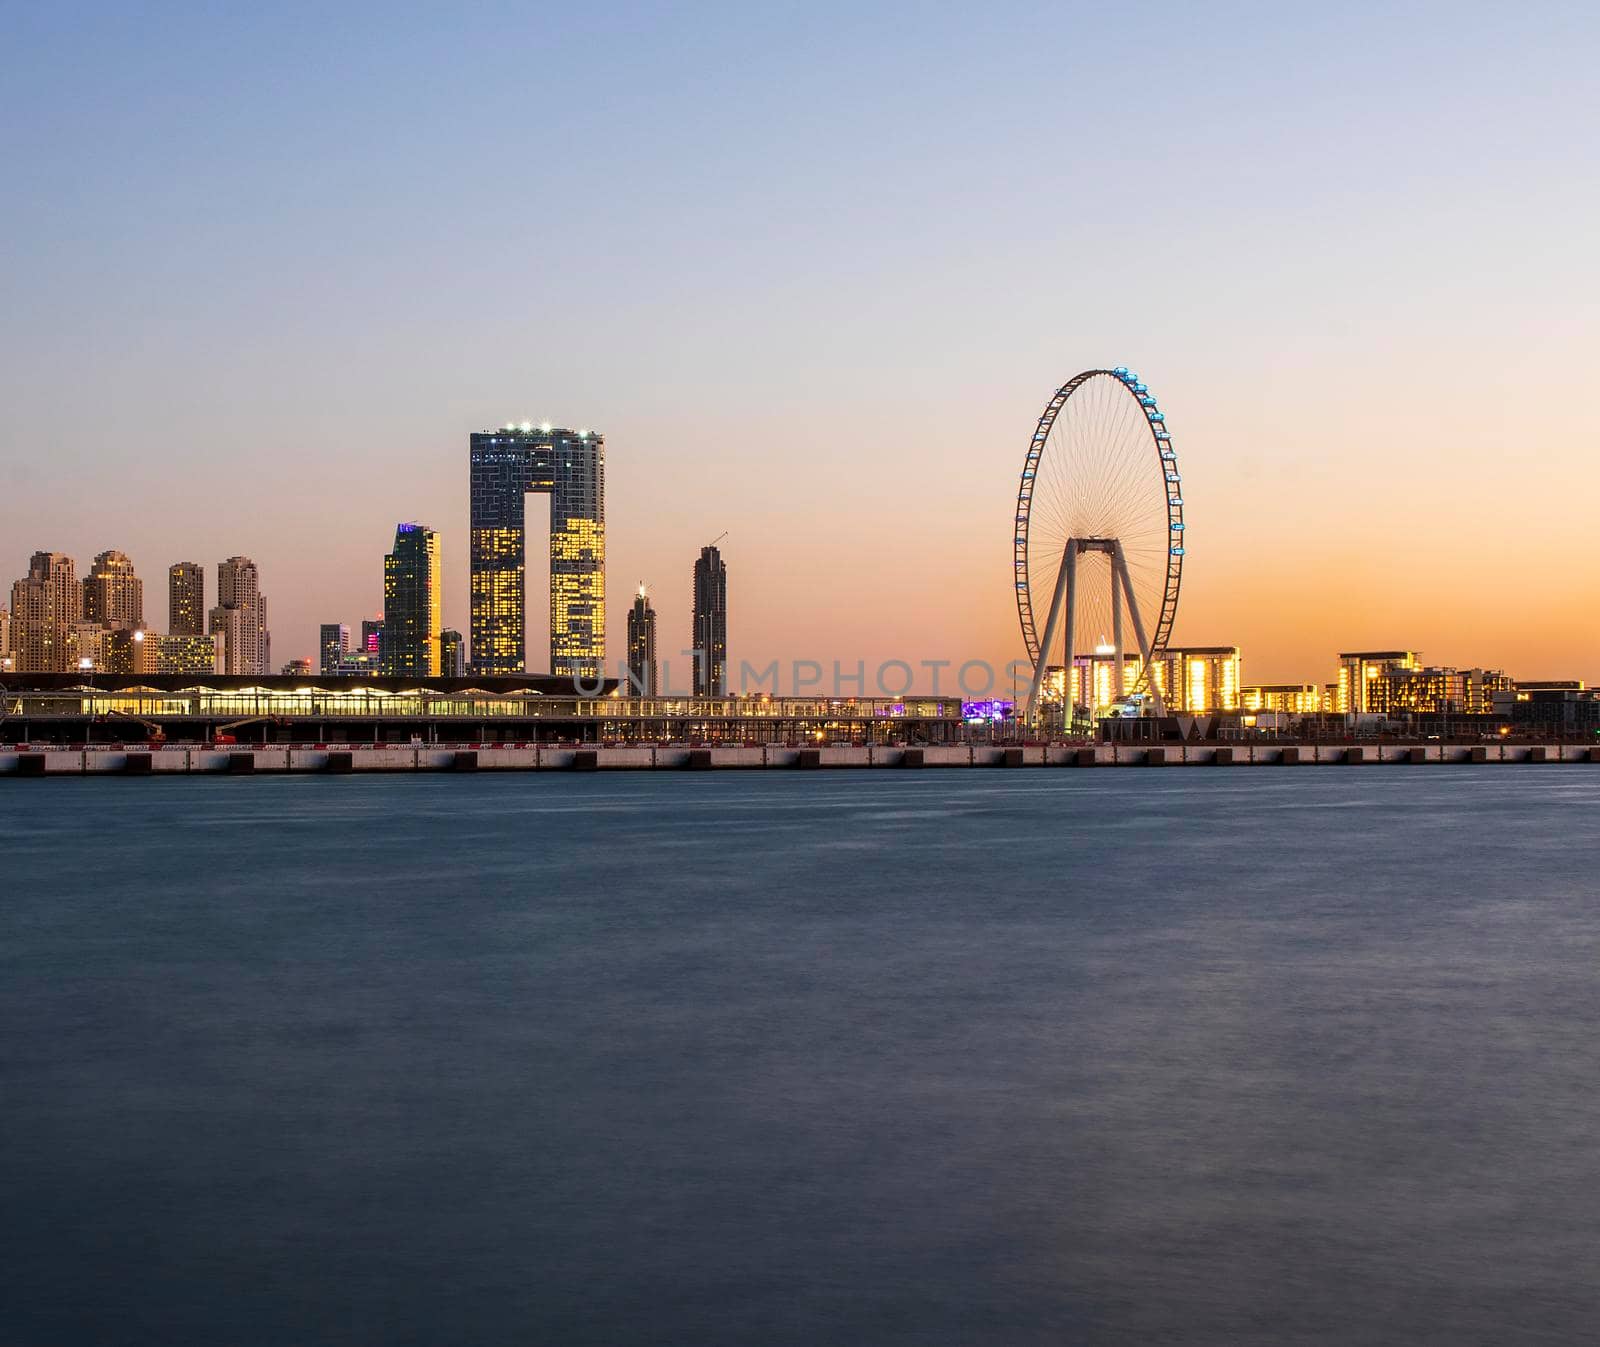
[0,675,967,746]
[1242,683,1324,714]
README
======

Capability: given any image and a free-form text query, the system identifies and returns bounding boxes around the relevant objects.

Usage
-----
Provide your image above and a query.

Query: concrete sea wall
[1,742,1597,775]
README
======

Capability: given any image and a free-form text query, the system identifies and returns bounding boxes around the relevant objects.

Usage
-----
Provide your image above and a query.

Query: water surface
[4,769,1599,1345]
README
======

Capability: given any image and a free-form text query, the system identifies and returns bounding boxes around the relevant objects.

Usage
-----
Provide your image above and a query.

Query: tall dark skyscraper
[439,628,465,677]
[626,584,658,696]
[692,544,727,697]
[382,523,441,677]
[168,562,204,636]
[469,424,604,678]
[319,622,349,674]
[361,618,384,656]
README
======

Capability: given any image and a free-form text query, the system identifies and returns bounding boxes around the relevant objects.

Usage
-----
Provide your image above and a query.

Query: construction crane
[707,531,728,548]
[211,715,288,745]
[101,708,167,746]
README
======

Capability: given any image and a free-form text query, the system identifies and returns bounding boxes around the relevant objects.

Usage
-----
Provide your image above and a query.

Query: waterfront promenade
[2,741,1597,775]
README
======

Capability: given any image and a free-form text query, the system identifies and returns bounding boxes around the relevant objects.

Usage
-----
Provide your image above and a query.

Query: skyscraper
[319,623,350,675]
[82,550,143,631]
[361,618,384,656]
[692,544,727,697]
[626,584,658,696]
[439,628,464,677]
[10,551,80,672]
[169,562,204,636]
[469,424,604,678]
[210,556,269,675]
[382,523,442,676]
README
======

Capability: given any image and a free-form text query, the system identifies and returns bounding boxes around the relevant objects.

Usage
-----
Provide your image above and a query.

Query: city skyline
[3,6,1597,686]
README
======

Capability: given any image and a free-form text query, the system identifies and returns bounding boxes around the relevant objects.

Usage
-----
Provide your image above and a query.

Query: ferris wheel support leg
[1112,571,1125,701]
[1025,539,1077,728]
[1112,541,1165,716]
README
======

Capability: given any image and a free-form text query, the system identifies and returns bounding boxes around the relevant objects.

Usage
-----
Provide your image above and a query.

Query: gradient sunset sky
[4,2,1596,688]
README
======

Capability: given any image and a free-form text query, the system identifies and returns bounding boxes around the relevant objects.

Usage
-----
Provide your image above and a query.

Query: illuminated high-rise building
[169,562,205,636]
[361,618,384,657]
[382,522,442,677]
[210,556,269,675]
[626,584,658,696]
[319,623,350,674]
[469,424,604,677]
[1153,646,1242,714]
[9,551,80,672]
[691,544,727,697]
[0,606,12,671]
[82,550,143,631]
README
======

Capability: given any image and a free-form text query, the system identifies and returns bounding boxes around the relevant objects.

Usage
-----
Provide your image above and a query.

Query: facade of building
[10,551,80,672]
[319,623,350,675]
[439,629,464,678]
[82,550,143,631]
[382,522,442,677]
[1336,651,1418,714]
[1511,688,1600,736]
[1059,646,1241,715]
[1151,647,1241,714]
[101,628,142,674]
[1242,683,1325,714]
[626,584,658,696]
[168,562,205,636]
[0,606,11,671]
[361,618,384,657]
[333,649,381,676]
[692,544,728,697]
[1371,664,1512,715]
[469,424,605,677]
[0,674,969,747]
[142,632,222,675]
[281,658,314,676]
[210,556,269,675]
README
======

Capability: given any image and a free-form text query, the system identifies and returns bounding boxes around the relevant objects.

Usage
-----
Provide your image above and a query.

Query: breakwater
[2,742,1596,775]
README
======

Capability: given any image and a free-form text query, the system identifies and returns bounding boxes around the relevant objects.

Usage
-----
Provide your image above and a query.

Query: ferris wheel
[1014,368,1184,718]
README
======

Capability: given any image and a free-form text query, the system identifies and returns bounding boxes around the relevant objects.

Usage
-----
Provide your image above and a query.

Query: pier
[3,741,1597,775]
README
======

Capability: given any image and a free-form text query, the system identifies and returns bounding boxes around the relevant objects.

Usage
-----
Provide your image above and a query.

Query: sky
[3,0,1597,689]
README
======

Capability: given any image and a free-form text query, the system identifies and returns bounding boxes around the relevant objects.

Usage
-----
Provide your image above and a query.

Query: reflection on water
[3,769,1599,1346]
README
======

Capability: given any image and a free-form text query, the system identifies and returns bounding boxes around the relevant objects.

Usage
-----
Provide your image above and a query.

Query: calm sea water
[4,768,1600,1345]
